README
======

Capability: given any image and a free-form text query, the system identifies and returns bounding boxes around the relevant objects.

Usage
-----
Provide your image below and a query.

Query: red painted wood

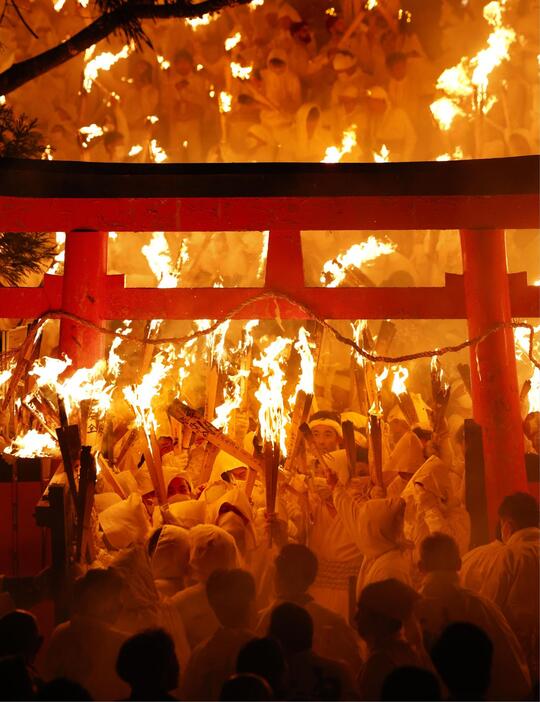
[0,273,538,321]
[461,229,528,534]
[0,194,538,232]
[59,230,107,367]
[265,230,305,290]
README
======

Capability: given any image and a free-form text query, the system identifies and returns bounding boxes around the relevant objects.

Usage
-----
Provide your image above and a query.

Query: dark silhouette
[236,636,287,699]
[381,665,441,701]
[0,609,43,664]
[0,655,35,701]
[268,602,356,700]
[219,673,273,701]
[37,677,93,700]
[116,628,179,701]
[431,622,493,701]
[355,579,423,701]
[181,569,256,701]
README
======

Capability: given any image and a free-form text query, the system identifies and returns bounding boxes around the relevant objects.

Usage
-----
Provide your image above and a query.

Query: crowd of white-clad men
[5,0,539,163]
[0,395,539,700]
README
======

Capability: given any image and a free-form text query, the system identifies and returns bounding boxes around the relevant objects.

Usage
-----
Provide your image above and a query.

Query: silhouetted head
[275,544,318,598]
[268,602,313,655]
[206,569,256,628]
[37,678,92,701]
[0,610,42,664]
[431,622,492,700]
[498,492,539,542]
[220,673,272,701]
[237,636,286,697]
[418,532,461,574]
[381,666,441,701]
[355,579,419,645]
[116,628,179,694]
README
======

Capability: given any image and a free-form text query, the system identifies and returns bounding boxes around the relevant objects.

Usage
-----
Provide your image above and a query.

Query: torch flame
[83,44,132,93]
[321,236,397,287]
[254,336,293,455]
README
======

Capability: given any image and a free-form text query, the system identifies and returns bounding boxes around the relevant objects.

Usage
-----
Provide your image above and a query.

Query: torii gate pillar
[59,230,107,368]
[460,228,527,533]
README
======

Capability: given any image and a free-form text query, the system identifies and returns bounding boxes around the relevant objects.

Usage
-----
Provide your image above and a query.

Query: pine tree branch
[0,0,250,96]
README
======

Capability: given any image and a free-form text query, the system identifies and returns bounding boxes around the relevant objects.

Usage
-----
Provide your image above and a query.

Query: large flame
[431,0,516,130]
[29,355,113,421]
[321,236,397,287]
[4,429,59,458]
[321,125,357,163]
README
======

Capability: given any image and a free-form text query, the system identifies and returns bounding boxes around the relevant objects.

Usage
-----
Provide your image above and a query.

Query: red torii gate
[0,155,539,532]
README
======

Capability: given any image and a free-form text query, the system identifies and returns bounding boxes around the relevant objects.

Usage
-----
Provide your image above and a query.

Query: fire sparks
[4,430,59,458]
[149,139,168,163]
[225,32,242,52]
[230,62,253,80]
[157,56,170,70]
[365,0,377,8]
[219,91,233,114]
[321,125,357,163]
[128,145,143,157]
[186,14,213,29]
[79,123,104,149]
[321,236,397,287]
[254,336,292,455]
[53,0,66,11]
[83,44,133,93]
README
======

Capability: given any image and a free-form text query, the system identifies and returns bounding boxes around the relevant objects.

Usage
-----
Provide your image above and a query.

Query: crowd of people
[5,0,539,163]
[0,397,538,700]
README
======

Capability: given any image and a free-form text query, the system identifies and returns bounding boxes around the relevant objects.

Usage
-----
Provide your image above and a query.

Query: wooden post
[460,229,528,533]
[59,230,107,369]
